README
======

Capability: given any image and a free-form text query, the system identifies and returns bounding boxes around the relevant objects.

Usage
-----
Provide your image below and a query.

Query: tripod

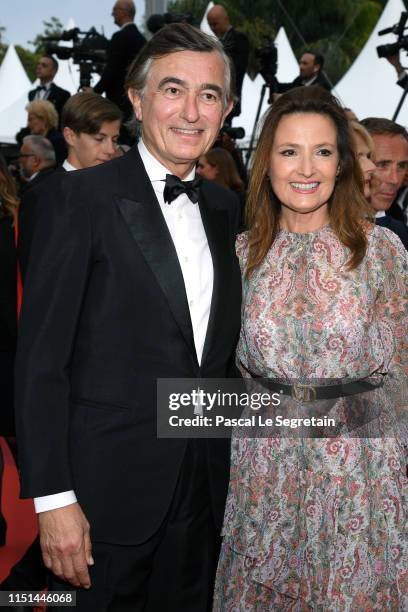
[393,75,408,121]
[245,82,273,170]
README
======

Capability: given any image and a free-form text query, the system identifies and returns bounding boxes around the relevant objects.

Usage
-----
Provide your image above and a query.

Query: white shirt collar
[63,160,78,172]
[121,21,133,29]
[375,210,386,218]
[303,74,318,86]
[29,171,39,181]
[137,139,196,184]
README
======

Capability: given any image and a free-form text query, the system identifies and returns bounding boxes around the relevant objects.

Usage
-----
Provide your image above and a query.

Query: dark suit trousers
[48,440,220,611]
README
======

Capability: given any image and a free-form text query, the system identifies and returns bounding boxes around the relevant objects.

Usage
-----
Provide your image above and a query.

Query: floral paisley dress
[214,224,408,611]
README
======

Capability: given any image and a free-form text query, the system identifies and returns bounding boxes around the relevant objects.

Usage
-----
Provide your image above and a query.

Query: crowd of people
[0,2,407,611]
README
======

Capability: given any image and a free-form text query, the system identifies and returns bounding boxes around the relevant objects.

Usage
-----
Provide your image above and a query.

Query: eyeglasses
[19,154,36,158]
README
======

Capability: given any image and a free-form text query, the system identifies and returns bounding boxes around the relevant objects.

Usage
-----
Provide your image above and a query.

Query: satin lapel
[198,191,230,367]
[115,150,197,363]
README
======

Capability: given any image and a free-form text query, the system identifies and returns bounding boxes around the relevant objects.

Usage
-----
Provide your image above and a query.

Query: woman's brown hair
[0,155,19,224]
[246,87,373,276]
[205,148,245,192]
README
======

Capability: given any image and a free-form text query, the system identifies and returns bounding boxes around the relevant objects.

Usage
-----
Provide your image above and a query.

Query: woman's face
[28,112,46,135]
[269,112,339,229]
[354,132,376,198]
[196,155,218,181]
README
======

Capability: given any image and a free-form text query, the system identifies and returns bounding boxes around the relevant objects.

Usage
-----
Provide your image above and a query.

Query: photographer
[207,5,249,118]
[276,51,331,93]
[92,0,145,118]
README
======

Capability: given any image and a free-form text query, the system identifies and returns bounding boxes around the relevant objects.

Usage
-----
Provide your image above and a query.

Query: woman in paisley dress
[214,88,408,611]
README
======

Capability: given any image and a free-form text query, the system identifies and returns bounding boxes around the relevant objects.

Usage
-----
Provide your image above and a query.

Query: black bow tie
[36,85,46,91]
[163,173,202,205]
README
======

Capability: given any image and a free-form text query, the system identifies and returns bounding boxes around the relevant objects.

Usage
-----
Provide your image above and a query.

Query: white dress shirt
[62,160,77,172]
[34,139,213,513]
[33,81,52,101]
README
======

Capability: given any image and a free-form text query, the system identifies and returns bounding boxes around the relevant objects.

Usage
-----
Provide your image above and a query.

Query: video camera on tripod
[376,11,408,120]
[43,27,108,88]
[255,38,278,103]
[245,37,278,168]
[376,11,408,59]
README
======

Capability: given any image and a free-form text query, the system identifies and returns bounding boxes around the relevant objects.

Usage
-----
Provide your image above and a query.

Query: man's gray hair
[125,23,234,109]
[23,135,56,164]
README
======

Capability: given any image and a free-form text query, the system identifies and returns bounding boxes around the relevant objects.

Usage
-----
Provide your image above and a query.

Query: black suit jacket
[16,146,242,545]
[221,28,249,115]
[94,23,146,116]
[28,82,71,119]
[376,214,408,250]
[0,215,17,436]
[277,71,332,93]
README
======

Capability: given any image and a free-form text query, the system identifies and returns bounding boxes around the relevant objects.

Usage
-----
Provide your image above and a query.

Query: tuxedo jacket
[0,215,17,436]
[16,146,242,545]
[28,82,71,118]
[94,24,146,115]
[277,71,332,93]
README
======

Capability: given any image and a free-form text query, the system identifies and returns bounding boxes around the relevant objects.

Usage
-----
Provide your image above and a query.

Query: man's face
[111,3,125,26]
[370,133,408,211]
[19,142,37,179]
[63,120,121,169]
[299,53,318,79]
[129,50,233,178]
[35,57,56,83]
[207,12,228,38]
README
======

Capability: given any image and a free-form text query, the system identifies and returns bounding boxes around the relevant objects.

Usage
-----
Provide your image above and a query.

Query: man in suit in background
[93,0,146,118]
[28,56,70,119]
[361,116,408,250]
[18,135,56,193]
[207,4,249,119]
[277,51,331,93]
[16,23,241,611]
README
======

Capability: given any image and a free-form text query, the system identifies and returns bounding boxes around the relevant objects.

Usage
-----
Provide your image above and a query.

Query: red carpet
[0,436,38,581]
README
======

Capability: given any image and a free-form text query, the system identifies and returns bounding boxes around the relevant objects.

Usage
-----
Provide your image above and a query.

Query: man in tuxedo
[28,56,70,119]
[361,116,408,250]
[16,23,241,611]
[277,51,331,93]
[2,93,122,602]
[93,0,146,118]
[207,4,249,119]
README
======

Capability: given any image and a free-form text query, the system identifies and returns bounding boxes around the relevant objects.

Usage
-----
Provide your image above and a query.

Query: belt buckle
[291,382,317,403]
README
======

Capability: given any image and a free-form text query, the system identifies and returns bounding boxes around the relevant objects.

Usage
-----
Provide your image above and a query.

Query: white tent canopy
[0,45,31,114]
[200,2,216,37]
[0,91,31,144]
[334,0,408,124]
[275,26,298,83]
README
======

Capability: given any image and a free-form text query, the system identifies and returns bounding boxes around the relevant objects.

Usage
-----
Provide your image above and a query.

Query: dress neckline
[277,223,332,238]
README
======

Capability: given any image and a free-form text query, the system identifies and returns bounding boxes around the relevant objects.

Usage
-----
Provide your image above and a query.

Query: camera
[376,11,408,59]
[44,27,108,88]
[146,12,196,35]
[255,38,278,88]
[220,125,245,140]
